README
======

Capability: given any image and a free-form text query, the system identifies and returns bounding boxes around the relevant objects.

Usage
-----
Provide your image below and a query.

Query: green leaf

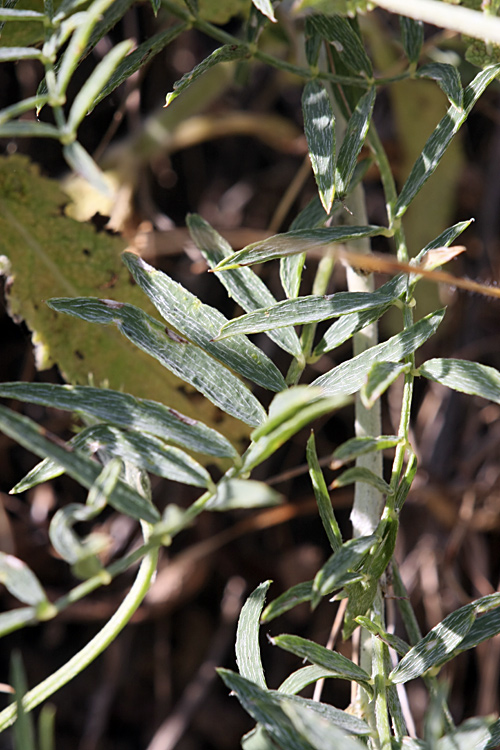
[332,435,402,468]
[400,16,423,64]
[304,16,321,67]
[280,252,306,299]
[261,581,314,623]
[280,694,369,737]
[242,725,275,750]
[314,301,393,356]
[216,283,401,339]
[165,44,249,106]
[0,8,44,20]
[0,45,43,60]
[278,665,337,695]
[236,581,270,689]
[355,616,410,657]
[48,461,119,578]
[62,141,112,196]
[416,63,463,110]
[437,717,499,750]
[389,603,477,684]
[11,652,35,750]
[394,448,418,511]
[280,700,368,750]
[342,575,378,640]
[457,606,500,652]
[312,309,445,396]
[313,274,407,357]
[306,432,342,552]
[46,298,266,427]
[90,25,188,113]
[251,0,276,22]
[66,39,134,133]
[122,252,286,393]
[212,225,386,270]
[0,405,159,523]
[0,95,49,126]
[186,214,301,357]
[0,121,60,138]
[308,14,372,78]
[15,422,213,493]
[271,634,373,694]
[0,607,37,638]
[331,466,391,495]
[361,361,411,409]
[335,88,375,197]
[206,479,282,510]
[243,390,351,472]
[312,535,378,605]
[0,382,236,458]
[81,425,212,488]
[218,669,316,750]
[395,65,500,219]
[279,196,331,300]
[418,358,500,404]
[0,552,48,607]
[302,80,336,213]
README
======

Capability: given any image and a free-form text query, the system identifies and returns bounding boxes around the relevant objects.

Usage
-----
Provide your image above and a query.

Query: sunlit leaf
[218,669,316,750]
[243,391,350,471]
[361,361,411,409]
[335,88,375,197]
[216,283,401,339]
[308,14,372,78]
[261,581,314,623]
[0,382,237,459]
[0,553,48,607]
[281,699,368,750]
[46,298,266,427]
[331,466,391,494]
[389,604,477,684]
[418,358,500,404]
[0,405,159,523]
[331,435,401,468]
[271,635,373,694]
[123,252,286,393]
[395,65,500,218]
[251,0,276,22]
[400,16,423,64]
[206,479,282,510]
[306,432,342,552]
[302,80,336,213]
[62,141,112,196]
[312,535,377,605]
[212,225,386,270]
[165,44,249,106]
[416,63,463,110]
[236,581,270,689]
[186,214,301,357]
[312,309,445,396]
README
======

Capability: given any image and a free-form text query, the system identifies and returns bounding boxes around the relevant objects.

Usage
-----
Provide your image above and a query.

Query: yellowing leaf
[0,154,249,444]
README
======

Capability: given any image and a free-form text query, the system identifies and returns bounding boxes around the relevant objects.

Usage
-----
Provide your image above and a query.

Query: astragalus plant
[1,0,500,748]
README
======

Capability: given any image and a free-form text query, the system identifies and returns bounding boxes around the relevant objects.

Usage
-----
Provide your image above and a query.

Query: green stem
[0,542,159,730]
[287,253,336,385]
[161,0,411,89]
[371,593,392,750]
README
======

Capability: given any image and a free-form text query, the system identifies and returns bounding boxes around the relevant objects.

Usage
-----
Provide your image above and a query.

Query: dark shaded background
[1,6,500,748]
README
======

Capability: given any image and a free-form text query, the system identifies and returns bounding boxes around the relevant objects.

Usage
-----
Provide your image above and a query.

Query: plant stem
[373,0,500,44]
[0,542,159,730]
